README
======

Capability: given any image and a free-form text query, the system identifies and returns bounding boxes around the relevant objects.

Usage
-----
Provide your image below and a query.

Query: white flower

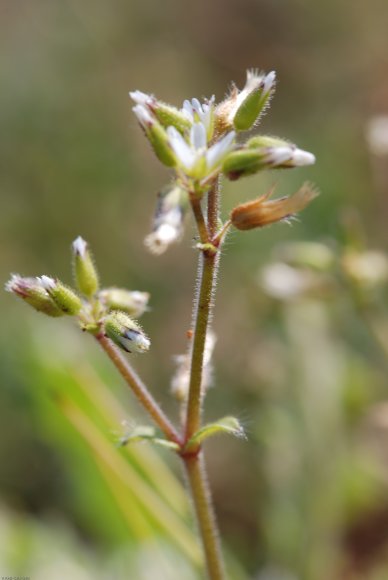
[260,262,316,300]
[366,115,388,156]
[167,122,235,177]
[171,330,216,401]
[182,96,215,135]
[145,206,183,255]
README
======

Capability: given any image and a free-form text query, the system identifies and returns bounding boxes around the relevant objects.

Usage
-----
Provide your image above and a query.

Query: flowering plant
[6,69,316,579]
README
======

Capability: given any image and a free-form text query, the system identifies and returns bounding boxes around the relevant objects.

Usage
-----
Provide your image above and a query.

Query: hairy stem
[183,181,225,579]
[184,452,225,580]
[186,183,220,440]
[185,249,218,440]
[191,195,209,245]
[207,178,220,240]
[96,334,182,446]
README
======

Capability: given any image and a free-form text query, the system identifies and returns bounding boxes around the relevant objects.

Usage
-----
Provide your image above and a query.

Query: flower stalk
[96,333,183,447]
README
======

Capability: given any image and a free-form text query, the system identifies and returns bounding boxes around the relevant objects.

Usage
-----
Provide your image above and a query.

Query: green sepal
[153,104,192,134]
[47,281,83,315]
[247,135,288,149]
[185,416,246,452]
[72,237,99,298]
[222,148,265,180]
[118,425,180,451]
[233,89,270,132]
[147,122,177,167]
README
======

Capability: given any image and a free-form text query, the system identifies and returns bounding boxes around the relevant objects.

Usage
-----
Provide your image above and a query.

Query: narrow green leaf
[185,416,246,451]
[118,425,180,452]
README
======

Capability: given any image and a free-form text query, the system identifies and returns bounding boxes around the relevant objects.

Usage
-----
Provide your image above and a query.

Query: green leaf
[118,425,180,452]
[185,416,246,451]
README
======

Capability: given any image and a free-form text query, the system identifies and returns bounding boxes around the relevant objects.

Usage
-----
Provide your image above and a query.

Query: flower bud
[72,236,99,298]
[223,136,315,180]
[132,105,176,167]
[5,274,64,317]
[145,183,188,254]
[230,183,318,230]
[216,70,276,133]
[130,91,191,134]
[39,275,83,315]
[104,311,150,354]
[99,288,150,317]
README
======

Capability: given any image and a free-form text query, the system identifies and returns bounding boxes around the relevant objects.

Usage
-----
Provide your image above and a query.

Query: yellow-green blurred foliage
[1,0,388,578]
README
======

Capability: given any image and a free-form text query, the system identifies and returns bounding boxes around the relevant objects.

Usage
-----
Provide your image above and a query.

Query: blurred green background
[1,0,388,578]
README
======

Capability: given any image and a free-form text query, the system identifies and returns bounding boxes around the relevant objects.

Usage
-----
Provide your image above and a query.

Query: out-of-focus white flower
[171,331,216,401]
[342,250,388,289]
[145,209,183,255]
[260,262,318,300]
[145,183,188,254]
[99,288,150,317]
[366,115,388,156]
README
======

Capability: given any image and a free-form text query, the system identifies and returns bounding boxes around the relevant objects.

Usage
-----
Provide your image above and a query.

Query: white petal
[121,330,150,353]
[39,275,56,290]
[129,90,152,105]
[167,127,195,168]
[267,146,293,165]
[292,149,316,166]
[206,131,235,169]
[262,71,276,95]
[191,98,202,115]
[191,122,207,149]
[132,105,154,127]
[72,235,87,257]
[182,100,194,121]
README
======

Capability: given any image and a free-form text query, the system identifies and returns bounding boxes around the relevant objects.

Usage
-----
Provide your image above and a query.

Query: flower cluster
[130,69,316,254]
[5,237,151,355]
